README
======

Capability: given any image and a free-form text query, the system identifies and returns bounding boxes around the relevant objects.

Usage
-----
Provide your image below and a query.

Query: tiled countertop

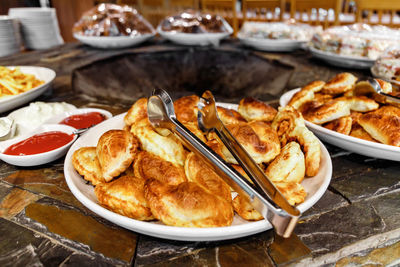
[0,40,399,266]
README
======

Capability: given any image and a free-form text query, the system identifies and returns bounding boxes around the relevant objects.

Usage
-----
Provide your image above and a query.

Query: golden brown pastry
[124,98,148,127]
[265,142,305,184]
[133,151,187,186]
[184,153,231,203]
[274,181,307,206]
[335,96,379,112]
[372,105,400,117]
[320,72,357,95]
[313,93,333,104]
[95,175,154,220]
[323,116,352,135]
[183,122,207,143]
[144,179,234,227]
[96,130,139,182]
[238,97,277,122]
[350,111,363,126]
[211,121,280,164]
[232,194,263,221]
[217,106,247,125]
[72,147,105,185]
[174,95,199,123]
[272,106,320,177]
[349,124,377,142]
[287,80,325,109]
[303,99,351,125]
[132,124,186,166]
[358,113,400,146]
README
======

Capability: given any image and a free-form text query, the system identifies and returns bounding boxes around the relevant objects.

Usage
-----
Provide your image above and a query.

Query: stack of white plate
[8,8,64,50]
[0,16,20,57]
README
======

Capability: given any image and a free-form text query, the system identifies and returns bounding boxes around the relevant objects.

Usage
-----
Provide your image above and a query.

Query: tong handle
[380,92,400,104]
[215,124,300,217]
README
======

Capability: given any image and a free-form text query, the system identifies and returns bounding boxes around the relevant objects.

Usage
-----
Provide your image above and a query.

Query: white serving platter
[238,35,305,52]
[73,33,155,49]
[280,89,400,161]
[63,103,332,241]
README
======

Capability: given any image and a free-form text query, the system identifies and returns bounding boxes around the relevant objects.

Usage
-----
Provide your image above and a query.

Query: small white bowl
[45,108,113,128]
[0,124,77,166]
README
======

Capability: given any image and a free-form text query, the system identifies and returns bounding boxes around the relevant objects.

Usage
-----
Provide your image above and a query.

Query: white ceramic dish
[45,108,113,128]
[238,35,305,52]
[157,20,233,46]
[64,103,332,241]
[0,124,77,166]
[0,66,56,114]
[73,33,155,49]
[309,46,375,69]
[280,89,400,160]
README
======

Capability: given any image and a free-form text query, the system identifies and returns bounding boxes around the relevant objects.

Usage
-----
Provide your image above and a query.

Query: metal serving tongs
[367,78,400,104]
[147,89,300,237]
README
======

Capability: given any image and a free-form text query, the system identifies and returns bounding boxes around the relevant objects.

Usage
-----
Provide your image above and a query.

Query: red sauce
[4,131,74,156]
[60,112,105,129]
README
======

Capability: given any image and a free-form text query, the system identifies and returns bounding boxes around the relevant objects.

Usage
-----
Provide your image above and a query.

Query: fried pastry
[184,153,231,203]
[320,72,357,95]
[372,105,400,117]
[144,179,234,227]
[265,142,305,184]
[335,96,379,112]
[72,147,105,185]
[133,151,187,186]
[314,93,333,104]
[217,106,247,125]
[183,122,207,143]
[323,116,352,135]
[211,121,280,164]
[274,181,306,206]
[132,124,186,166]
[287,80,325,109]
[124,98,148,127]
[96,130,139,182]
[303,99,351,124]
[349,124,377,142]
[350,111,362,126]
[272,106,320,177]
[174,95,199,123]
[238,97,277,122]
[358,113,400,146]
[232,194,263,221]
[95,175,154,220]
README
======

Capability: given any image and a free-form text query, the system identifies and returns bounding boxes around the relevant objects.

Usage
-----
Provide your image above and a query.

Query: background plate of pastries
[64,95,332,241]
[280,72,400,161]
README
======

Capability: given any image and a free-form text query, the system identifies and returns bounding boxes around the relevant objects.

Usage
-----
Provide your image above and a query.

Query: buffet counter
[0,40,399,266]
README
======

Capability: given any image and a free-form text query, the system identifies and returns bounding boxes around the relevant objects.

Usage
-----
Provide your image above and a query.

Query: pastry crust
[274,181,307,206]
[72,147,105,185]
[288,80,325,109]
[372,105,400,117]
[184,153,231,203]
[174,95,199,123]
[124,98,148,127]
[232,194,263,221]
[272,106,320,177]
[133,151,187,186]
[144,179,234,227]
[265,142,305,184]
[323,116,352,135]
[321,72,357,95]
[95,175,154,220]
[132,124,186,166]
[238,97,277,122]
[358,113,400,146]
[217,106,247,125]
[349,124,377,142]
[96,130,139,182]
[303,99,351,124]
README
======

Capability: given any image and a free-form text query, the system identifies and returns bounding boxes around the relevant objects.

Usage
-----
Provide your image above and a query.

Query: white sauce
[0,117,12,137]
[7,102,76,138]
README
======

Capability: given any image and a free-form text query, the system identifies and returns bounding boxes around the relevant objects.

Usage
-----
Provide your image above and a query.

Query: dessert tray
[309,47,375,69]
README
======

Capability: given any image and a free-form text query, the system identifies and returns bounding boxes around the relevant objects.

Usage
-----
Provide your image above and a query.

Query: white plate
[238,35,305,52]
[157,20,233,46]
[0,66,56,114]
[309,46,375,69]
[280,89,400,160]
[63,104,332,241]
[0,124,77,166]
[74,33,155,49]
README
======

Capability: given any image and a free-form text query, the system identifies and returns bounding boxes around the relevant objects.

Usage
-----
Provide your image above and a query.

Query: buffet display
[371,46,400,84]
[73,3,155,48]
[157,11,233,46]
